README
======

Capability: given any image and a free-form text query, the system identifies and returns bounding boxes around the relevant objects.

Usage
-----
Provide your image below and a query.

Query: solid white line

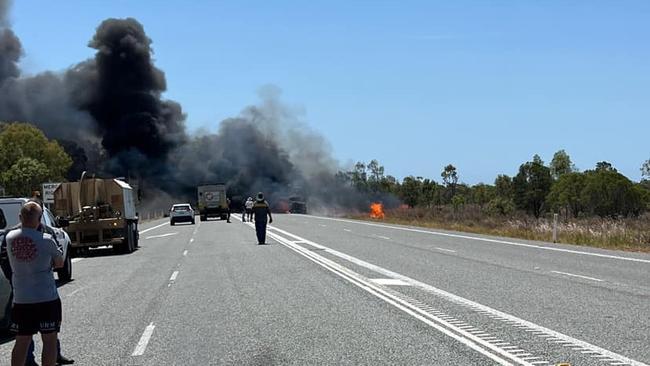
[436,247,457,253]
[265,231,520,366]
[376,235,391,240]
[169,271,179,282]
[266,225,648,366]
[71,258,83,263]
[145,232,178,240]
[132,322,155,356]
[140,222,168,234]
[303,215,650,264]
[182,250,188,256]
[370,278,410,286]
[550,271,603,282]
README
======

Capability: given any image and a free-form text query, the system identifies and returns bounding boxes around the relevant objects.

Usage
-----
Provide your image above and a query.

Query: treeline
[339,150,650,219]
[0,123,72,197]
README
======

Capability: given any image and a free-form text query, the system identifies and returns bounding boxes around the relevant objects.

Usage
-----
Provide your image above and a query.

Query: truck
[288,196,307,214]
[53,173,139,255]
[197,184,228,221]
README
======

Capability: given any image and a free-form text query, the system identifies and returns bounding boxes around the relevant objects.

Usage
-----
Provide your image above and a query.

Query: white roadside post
[552,213,558,243]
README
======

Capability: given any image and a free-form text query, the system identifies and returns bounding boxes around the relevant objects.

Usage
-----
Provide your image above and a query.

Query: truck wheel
[221,214,227,220]
[133,224,139,248]
[200,215,206,222]
[170,219,175,226]
[57,252,73,282]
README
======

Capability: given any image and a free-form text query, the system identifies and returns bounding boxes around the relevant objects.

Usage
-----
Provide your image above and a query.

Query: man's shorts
[11,298,62,335]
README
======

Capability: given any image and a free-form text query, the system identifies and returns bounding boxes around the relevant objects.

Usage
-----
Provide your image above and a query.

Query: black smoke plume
[0,4,394,213]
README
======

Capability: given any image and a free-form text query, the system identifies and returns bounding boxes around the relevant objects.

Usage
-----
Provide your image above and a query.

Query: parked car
[169,203,195,225]
[0,197,74,333]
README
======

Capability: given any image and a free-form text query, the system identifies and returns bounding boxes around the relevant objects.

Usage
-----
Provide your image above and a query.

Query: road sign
[42,182,61,204]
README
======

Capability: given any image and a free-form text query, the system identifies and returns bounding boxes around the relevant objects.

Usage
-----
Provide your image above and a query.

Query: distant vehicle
[0,197,74,333]
[53,172,139,254]
[197,184,229,221]
[170,204,195,225]
[289,196,307,214]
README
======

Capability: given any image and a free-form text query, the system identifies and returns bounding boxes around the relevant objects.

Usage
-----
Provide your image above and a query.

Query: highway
[1,214,648,365]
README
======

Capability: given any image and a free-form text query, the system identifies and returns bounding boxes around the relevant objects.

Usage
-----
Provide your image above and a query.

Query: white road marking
[145,232,178,240]
[343,229,352,232]
[182,250,188,256]
[304,215,650,264]
[376,235,391,240]
[189,238,194,243]
[71,258,83,263]
[265,230,531,366]
[65,287,85,297]
[371,278,410,286]
[266,225,648,366]
[132,322,155,356]
[550,271,604,282]
[436,247,457,253]
[140,222,168,234]
[169,271,179,282]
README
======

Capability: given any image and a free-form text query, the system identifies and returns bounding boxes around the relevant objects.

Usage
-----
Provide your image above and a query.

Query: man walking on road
[252,192,273,245]
[6,202,64,366]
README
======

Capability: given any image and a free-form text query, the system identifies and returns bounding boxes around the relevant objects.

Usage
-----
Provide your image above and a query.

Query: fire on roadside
[370,202,385,219]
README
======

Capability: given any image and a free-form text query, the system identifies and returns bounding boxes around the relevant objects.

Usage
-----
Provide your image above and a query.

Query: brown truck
[53,173,139,255]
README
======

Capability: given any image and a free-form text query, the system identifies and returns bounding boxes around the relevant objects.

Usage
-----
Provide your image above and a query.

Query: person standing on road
[252,192,273,245]
[6,202,64,366]
[226,198,232,223]
[0,202,75,366]
[243,197,254,222]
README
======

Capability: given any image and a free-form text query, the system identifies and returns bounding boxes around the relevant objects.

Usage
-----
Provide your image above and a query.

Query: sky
[8,0,650,184]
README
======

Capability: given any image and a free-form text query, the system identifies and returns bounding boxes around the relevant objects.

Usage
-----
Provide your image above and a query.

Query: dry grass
[349,205,650,253]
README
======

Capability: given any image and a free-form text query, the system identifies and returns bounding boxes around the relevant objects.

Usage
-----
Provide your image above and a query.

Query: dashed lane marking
[436,247,457,253]
[145,232,178,240]
[132,322,155,356]
[550,271,603,282]
[140,222,168,234]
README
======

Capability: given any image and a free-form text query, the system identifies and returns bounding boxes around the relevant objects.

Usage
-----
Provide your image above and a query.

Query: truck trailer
[53,174,139,254]
[197,184,229,221]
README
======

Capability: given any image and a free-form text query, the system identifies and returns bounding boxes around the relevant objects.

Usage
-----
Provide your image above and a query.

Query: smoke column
[0,3,394,212]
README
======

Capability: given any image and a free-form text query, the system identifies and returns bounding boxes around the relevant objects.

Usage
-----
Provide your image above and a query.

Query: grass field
[349,206,650,253]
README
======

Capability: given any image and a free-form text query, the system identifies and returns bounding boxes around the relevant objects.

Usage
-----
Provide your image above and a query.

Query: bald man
[6,202,64,366]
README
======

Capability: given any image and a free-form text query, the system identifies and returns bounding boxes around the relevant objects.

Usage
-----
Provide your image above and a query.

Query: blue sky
[9,0,650,183]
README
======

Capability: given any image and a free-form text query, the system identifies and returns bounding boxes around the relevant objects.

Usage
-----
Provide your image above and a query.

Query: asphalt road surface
[1,214,648,365]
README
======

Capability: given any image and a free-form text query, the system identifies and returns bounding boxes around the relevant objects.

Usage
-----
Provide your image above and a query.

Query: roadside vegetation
[339,151,650,252]
[0,122,72,197]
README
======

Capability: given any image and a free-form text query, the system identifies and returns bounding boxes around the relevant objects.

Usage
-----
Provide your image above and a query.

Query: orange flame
[370,202,385,219]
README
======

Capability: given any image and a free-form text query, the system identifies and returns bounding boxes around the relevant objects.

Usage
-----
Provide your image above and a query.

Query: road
[1,214,648,365]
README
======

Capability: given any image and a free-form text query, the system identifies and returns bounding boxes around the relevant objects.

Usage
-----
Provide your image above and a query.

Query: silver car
[169,203,195,225]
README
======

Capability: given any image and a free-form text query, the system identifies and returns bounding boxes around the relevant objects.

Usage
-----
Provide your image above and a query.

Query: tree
[546,172,586,218]
[441,164,458,200]
[400,176,422,208]
[595,161,616,172]
[471,183,495,209]
[0,123,72,196]
[1,158,50,197]
[513,155,553,218]
[581,167,643,218]
[550,150,575,179]
[494,174,513,199]
[642,159,650,180]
